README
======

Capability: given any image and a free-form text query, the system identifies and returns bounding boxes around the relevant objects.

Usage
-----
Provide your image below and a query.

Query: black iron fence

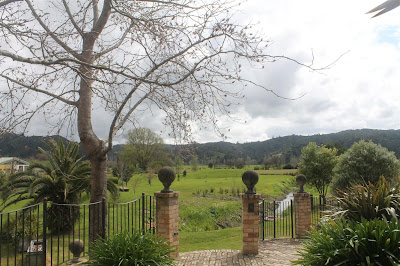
[259,195,337,240]
[0,193,155,265]
[259,199,294,239]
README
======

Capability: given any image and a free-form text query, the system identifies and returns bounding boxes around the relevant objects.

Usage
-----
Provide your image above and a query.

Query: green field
[0,167,299,255]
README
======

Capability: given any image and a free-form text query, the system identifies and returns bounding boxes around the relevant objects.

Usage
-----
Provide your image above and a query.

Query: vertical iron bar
[142,193,145,234]
[273,201,276,238]
[291,199,294,238]
[43,201,47,266]
[262,199,265,240]
[102,198,106,239]
[14,211,17,266]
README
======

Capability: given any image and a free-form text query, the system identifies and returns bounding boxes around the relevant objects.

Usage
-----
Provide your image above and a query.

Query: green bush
[282,164,295,169]
[294,218,400,266]
[332,140,400,192]
[87,231,174,266]
[108,176,119,184]
[331,176,400,222]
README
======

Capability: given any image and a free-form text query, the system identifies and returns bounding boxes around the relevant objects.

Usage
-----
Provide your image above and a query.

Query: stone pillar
[294,192,311,239]
[155,192,180,258]
[241,193,261,255]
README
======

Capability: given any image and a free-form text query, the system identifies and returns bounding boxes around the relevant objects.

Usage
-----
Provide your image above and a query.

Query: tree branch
[0,74,77,106]
[0,0,22,7]
[25,0,82,60]
[62,0,84,37]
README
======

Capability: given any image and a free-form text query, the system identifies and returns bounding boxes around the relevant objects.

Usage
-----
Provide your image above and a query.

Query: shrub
[108,176,119,184]
[294,218,400,266]
[254,166,260,170]
[87,231,174,266]
[331,176,400,222]
[298,142,338,196]
[282,164,295,169]
[332,140,400,192]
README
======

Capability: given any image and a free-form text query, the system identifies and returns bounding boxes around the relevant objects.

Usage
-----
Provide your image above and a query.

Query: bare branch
[0,0,22,7]
[24,0,81,60]
[0,74,77,106]
[62,0,84,37]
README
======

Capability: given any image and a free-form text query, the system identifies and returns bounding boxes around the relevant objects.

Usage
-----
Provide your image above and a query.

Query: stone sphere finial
[158,166,175,193]
[296,174,307,193]
[242,170,259,194]
[69,239,84,262]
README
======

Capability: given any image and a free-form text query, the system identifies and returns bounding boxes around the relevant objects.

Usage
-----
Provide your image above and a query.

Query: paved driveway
[177,238,303,265]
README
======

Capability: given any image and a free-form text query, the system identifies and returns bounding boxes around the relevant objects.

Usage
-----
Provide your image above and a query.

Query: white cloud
[8,0,400,145]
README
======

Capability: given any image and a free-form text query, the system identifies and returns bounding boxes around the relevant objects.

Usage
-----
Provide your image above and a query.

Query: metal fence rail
[259,199,294,240]
[0,193,155,265]
[259,195,338,240]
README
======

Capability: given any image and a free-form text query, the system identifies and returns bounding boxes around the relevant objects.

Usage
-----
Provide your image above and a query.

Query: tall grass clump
[296,176,400,266]
[87,231,174,266]
[295,218,400,266]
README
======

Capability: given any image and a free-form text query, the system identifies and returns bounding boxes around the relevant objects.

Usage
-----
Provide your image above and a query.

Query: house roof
[0,157,29,165]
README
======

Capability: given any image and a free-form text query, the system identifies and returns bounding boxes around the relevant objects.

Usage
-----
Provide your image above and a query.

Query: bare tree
[0,0,317,239]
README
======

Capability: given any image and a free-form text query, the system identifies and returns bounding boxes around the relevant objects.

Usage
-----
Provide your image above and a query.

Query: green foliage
[332,140,400,192]
[282,164,295,169]
[0,139,118,232]
[179,202,241,232]
[208,162,213,168]
[121,128,166,171]
[108,176,119,184]
[294,218,400,266]
[87,231,174,266]
[331,176,400,222]
[298,142,338,196]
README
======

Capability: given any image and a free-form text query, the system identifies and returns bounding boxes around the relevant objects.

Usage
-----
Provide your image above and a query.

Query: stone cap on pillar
[154,191,180,198]
[240,193,261,200]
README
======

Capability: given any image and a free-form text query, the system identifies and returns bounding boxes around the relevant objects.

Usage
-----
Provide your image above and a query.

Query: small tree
[111,156,134,187]
[191,157,199,172]
[332,140,400,192]
[298,142,338,196]
[121,128,165,171]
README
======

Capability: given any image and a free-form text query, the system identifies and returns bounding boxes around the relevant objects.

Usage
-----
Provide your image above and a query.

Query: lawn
[0,167,299,256]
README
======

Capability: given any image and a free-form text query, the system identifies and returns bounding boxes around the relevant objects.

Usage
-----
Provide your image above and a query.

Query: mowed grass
[0,167,299,254]
[115,167,297,204]
[179,227,242,252]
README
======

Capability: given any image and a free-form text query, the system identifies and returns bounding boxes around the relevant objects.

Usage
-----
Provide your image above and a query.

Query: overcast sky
[23,0,400,144]
[182,0,400,144]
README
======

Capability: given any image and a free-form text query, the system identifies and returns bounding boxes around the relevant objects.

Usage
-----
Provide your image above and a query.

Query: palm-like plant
[1,138,118,233]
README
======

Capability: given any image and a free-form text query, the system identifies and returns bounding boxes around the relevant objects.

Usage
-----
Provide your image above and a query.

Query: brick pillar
[241,193,261,255]
[155,192,180,258]
[294,192,311,239]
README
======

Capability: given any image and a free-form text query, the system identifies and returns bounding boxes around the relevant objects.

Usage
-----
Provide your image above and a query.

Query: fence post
[154,192,180,258]
[102,198,106,239]
[294,192,311,239]
[42,200,47,266]
[241,193,261,255]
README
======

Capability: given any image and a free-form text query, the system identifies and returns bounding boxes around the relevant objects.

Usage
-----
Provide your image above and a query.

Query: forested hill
[191,129,400,163]
[1,129,400,162]
[0,133,70,159]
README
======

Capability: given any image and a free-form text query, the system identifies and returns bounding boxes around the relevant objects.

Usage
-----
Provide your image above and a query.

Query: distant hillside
[191,129,400,164]
[2,129,400,163]
[0,133,70,159]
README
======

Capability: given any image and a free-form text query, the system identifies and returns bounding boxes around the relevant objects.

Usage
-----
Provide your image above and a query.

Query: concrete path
[177,238,302,266]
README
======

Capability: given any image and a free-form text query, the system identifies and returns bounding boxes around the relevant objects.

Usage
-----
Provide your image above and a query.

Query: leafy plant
[87,231,174,266]
[294,218,400,266]
[330,176,400,222]
[332,140,400,192]
[0,139,118,233]
[298,142,338,196]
